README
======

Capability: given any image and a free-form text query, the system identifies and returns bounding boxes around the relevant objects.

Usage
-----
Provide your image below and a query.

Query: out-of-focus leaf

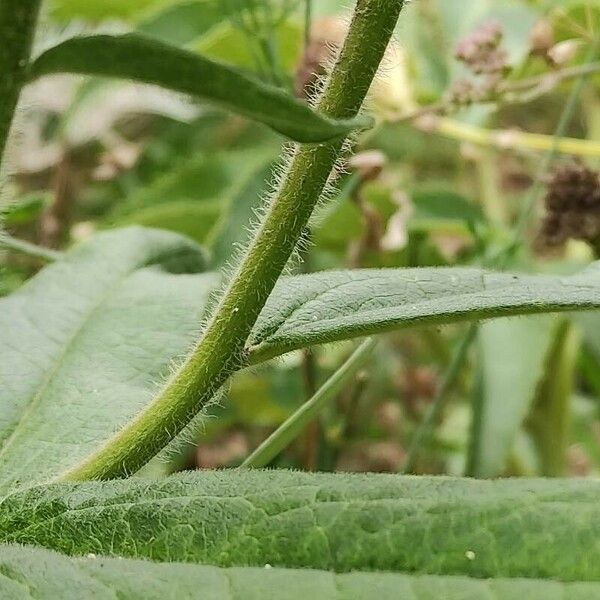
[138,0,226,45]
[109,150,267,222]
[49,0,166,22]
[471,316,556,478]
[409,186,483,235]
[0,193,50,226]
[115,200,222,244]
[29,34,368,142]
[195,20,303,74]
[0,227,216,494]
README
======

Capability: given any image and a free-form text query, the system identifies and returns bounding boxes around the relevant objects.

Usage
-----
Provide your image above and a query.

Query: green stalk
[242,338,376,469]
[63,0,406,482]
[0,232,63,262]
[402,325,476,474]
[0,0,42,165]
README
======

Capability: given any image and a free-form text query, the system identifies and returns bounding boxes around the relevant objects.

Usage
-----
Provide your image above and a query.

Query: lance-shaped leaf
[1,470,600,582]
[0,227,217,494]
[28,34,368,143]
[0,544,599,600]
[248,264,600,362]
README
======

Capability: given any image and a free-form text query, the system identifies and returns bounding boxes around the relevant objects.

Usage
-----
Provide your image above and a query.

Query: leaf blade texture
[249,264,600,361]
[1,470,600,582]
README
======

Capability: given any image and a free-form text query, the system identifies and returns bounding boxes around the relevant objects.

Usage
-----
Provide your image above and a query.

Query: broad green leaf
[28,34,368,143]
[472,316,557,478]
[0,227,217,494]
[0,544,599,600]
[248,263,600,362]
[2,470,600,582]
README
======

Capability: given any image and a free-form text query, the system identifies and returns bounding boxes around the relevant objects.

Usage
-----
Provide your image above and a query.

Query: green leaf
[2,470,600,582]
[472,316,557,478]
[1,544,600,600]
[248,264,600,362]
[0,227,216,494]
[28,34,369,143]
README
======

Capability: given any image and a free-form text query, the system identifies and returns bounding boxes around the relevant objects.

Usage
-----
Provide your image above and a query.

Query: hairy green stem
[0,0,41,165]
[242,338,376,469]
[63,0,406,481]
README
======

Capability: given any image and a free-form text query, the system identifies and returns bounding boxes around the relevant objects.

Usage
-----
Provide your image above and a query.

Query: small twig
[401,325,477,474]
[423,117,600,160]
[391,62,600,125]
[0,232,63,262]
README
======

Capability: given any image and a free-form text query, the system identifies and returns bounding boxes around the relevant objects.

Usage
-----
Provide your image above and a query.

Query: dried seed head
[541,161,600,250]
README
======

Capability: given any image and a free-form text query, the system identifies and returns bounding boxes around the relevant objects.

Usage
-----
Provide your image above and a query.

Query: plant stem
[0,0,42,165]
[242,338,376,468]
[422,117,600,160]
[0,233,63,262]
[62,0,406,482]
[304,0,313,50]
[401,325,476,474]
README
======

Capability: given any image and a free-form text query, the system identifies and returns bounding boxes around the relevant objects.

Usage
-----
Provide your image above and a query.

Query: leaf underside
[28,34,367,143]
[2,228,600,493]
[0,543,598,600]
[249,263,600,361]
[0,227,217,494]
[1,471,599,583]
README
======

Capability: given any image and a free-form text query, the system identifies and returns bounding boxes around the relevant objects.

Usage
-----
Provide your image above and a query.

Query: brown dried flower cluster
[541,161,600,254]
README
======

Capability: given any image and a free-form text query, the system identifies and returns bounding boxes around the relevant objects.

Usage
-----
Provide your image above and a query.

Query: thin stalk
[0,0,42,165]
[425,118,600,160]
[304,0,313,50]
[242,338,376,468]
[62,0,406,482]
[0,233,63,262]
[401,325,476,474]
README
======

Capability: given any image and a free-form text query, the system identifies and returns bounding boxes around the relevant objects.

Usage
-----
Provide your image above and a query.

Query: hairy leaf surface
[249,264,600,361]
[0,544,598,600]
[28,34,368,142]
[1,470,599,581]
[0,227,216,493]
